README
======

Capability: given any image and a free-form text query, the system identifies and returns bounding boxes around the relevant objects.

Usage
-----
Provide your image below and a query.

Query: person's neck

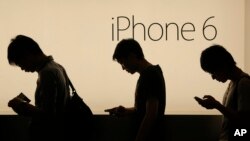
[138,59,152,74]
[35,55,50,72]
[229,67,245,81]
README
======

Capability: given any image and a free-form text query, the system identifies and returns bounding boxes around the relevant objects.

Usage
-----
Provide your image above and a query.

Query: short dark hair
[200,44,236,73]
[112,38,144,61]
[7,35,44,65]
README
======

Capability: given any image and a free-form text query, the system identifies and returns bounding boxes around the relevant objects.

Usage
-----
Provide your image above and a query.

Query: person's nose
[211,74,215,80]
[20,66,25,71]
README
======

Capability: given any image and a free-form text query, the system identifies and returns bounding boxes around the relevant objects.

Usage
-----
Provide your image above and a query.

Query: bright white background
[0,0,246,115]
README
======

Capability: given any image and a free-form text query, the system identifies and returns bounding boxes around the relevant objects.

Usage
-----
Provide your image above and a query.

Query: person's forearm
[135,114,156,141]
[216,103,238,120]
[18,102,41,116]
[125,107,136,115]
[135,99,158,141]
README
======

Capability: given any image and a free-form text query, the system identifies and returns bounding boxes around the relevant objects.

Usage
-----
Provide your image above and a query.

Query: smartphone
[16,92,31,103]
[194,96,203,103]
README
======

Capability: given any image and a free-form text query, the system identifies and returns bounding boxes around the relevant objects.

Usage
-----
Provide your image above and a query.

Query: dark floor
[0,115,222,141]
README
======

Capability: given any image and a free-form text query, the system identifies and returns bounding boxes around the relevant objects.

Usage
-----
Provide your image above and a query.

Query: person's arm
[135,98,159,141]
[195,77,250,120]
[8,70,58,117]
[214,99,238,119]
[8,97,41,116]
[39,70,58,113]
[105,105,136,117]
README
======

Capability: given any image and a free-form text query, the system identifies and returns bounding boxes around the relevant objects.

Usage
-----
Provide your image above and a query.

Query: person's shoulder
[40,60,65,75]
[149,65,163,75]
[141,65,163,78]
[239,76,250,84]
[238,74,250,90]
[145,65,162,72]
[239,73,250,82]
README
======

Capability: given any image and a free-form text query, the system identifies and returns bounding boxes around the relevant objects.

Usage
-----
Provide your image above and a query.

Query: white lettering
[234,129,247,136]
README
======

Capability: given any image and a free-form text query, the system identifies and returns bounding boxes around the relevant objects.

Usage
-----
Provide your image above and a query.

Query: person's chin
[127,70,135,74]
[25,70,35,73]
[130,71,136,74]
[217,79,227,83]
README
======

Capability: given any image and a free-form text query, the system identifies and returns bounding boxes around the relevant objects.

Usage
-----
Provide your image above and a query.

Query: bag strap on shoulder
[67,78,76,93]
[60,66,77,94]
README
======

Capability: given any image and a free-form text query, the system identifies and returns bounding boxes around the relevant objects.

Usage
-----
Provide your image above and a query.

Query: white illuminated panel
[0,0,245,115]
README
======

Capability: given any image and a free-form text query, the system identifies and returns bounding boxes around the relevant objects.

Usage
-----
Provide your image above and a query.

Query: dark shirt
[134,65,166,120]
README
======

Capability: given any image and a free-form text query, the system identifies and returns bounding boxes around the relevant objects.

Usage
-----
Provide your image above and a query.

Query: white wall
[0,0,245,115]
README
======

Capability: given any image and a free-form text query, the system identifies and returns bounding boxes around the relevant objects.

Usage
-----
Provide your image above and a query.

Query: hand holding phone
[8,92,30,108]
[194,96,206,106]
[104,106,126,116]
[194,95,220,109]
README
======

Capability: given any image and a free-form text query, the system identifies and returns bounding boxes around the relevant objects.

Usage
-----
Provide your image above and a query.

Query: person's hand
[104,105,126,117]
[8,97,28,115]
[8,97,24,108]
[194,95,221,109]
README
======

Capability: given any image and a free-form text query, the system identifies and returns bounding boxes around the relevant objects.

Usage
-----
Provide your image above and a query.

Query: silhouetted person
[7,35,70,141]
[195,45,250,141]
[105,39,166,141]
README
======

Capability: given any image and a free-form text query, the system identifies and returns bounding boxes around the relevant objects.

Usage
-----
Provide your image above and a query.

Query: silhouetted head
[7,35,45,72]
[200,44,236,82]
[113,38,144,62]
[113,39,145,74]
